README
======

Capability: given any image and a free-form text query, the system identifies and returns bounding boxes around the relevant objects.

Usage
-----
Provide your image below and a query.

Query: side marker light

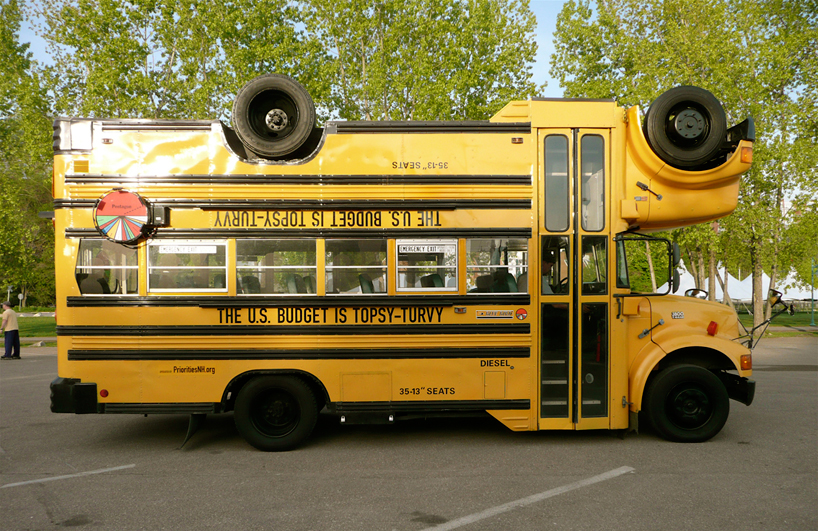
[740,354,752,370]
[707,321,718,336]
[100,389,109,398]
[740,146,753,163]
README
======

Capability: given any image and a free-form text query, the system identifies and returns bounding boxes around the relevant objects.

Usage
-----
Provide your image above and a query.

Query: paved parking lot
[1,336,816,530]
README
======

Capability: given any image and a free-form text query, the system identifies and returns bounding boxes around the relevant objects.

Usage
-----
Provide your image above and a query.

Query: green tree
[304,0,542,120]
[550,0,818,328]
[29,0,331,119]
[0,0,55,306]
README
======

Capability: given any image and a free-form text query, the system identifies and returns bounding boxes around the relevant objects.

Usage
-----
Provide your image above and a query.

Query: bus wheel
[234,375,318,451]
[232,74,316,159]
[645,364,729,442]
[643,86,726,170]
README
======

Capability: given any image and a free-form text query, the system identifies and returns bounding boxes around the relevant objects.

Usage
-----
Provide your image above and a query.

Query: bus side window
[396,240,457,292]
[148,241,227,292]
[466,239,528,294]
[75,240,138,295]
[325,239,387,295]
[236,239,317,295]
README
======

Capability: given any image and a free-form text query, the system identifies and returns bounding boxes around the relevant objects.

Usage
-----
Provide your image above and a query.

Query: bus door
[538,129,611,431]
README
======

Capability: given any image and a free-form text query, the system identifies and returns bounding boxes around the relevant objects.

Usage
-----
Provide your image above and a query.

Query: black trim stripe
[99,400,530,414]
[57,323,530,336]
[331,121,531,134]
[64,174,532,186]
[100,119,214,131]
[65,227,532,239]
[334,399,530,412]
[54,198,532,211]
[103,403,216,414]
[67,294,530,307]
[68,347,530,361]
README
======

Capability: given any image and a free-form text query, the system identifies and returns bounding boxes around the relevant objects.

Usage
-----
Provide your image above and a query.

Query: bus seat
[420,274,444,288]
[79,275,104,294]
[287,275,307,294]
[516,272,528,292]
[359,274,374,294]
[242,275,261,294]
[492,270,517,293]
[303,275,316,293]
[213,274,226,289]
[474,275,493,292]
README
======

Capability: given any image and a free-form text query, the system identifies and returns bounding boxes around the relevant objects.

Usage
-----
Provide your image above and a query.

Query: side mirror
[672,243,681,267]
[685,288,707,299]
[671,269,680,293]
[768,289,783,306]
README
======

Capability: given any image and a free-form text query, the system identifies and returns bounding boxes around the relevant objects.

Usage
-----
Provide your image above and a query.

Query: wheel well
[641,347,736,409]
[654,347,737,373]
[222,370,329,413]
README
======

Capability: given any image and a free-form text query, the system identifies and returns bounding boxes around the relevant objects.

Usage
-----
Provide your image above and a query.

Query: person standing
[1,301,20,359]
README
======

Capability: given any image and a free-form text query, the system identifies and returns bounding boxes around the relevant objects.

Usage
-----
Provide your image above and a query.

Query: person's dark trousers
[4,330,20,358]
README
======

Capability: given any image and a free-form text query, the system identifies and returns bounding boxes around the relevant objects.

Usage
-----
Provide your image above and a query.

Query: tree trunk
[716,267,735,310]
[751,237,764,329]
[708,246,716,301]
[766,264,778,320]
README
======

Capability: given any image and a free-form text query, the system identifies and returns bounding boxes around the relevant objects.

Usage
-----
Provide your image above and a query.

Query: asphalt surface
[0,336,816,530]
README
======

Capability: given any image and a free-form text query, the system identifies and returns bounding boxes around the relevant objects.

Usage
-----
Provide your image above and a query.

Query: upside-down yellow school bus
[51,75,758,450]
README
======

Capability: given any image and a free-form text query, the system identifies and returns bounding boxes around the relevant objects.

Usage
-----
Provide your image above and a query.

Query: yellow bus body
[50,89,755,448]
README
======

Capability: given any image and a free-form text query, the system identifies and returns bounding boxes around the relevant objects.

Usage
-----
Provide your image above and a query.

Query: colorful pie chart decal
[94,190,149,243]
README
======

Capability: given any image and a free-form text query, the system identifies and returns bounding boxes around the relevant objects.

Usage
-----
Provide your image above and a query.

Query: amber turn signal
[740,354,752,370]
[740,146,753,163]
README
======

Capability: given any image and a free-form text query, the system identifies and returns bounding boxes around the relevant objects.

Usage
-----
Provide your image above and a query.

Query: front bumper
[717,372,756,406]
[50,377,99,414]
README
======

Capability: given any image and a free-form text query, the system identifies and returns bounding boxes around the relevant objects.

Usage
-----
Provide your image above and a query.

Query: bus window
[76,239,138,295]
[236,239,317,295]
[325,239,387,294]
[148,241,227,292]
[544,135,569,232]
[581,236,607,295]
[541,236,570,295]
[466,239,528,293]
[581,135,605,232]
[396,240,457,291]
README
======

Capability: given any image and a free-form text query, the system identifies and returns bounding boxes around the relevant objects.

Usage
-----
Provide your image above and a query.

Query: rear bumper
[50,377,99,414]
[718,372,756,406]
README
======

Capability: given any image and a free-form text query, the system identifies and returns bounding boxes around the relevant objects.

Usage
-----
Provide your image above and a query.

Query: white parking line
[1,464,136,489]
[2,373,56,381]
[421,466,635,530]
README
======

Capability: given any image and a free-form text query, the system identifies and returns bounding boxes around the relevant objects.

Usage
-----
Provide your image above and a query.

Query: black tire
[234,375,318,451]
[643,86,726,169]
[232,74,315,159]
[645,364,729,442]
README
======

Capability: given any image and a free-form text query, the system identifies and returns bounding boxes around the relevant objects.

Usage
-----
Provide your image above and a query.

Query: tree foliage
[0,0,55,306]
[551,0,818,326]
[304,0,542,120]
[29,0,332,119]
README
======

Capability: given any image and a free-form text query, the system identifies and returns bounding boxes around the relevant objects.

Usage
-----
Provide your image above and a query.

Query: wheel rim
[249,389,300,438]
[665,384,713,430]
[247,90,299,141]
[664,102,711,147]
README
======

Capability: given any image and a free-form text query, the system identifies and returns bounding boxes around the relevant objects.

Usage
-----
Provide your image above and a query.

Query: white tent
[660,267,814,302]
